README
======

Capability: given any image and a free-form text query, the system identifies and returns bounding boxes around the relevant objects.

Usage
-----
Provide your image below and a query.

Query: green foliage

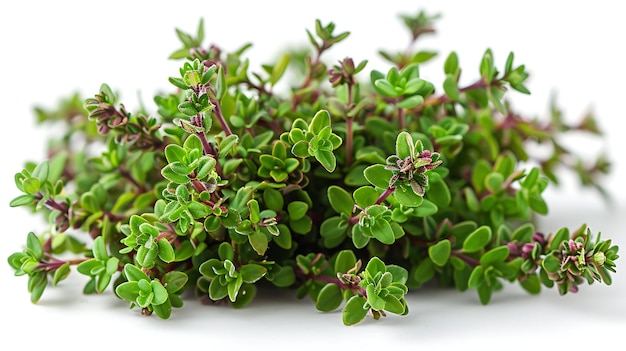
[6,9,618,326]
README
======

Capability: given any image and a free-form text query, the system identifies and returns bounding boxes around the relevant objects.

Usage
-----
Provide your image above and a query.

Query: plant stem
[451,250,480,267]
[345,116,354,166]
[345,84,355,166]
[210,97,233,136]
[39,257,89,271]
[191,114,224,178]
[119,166,145,192]
[296,266,367,296]
[349,186,396,225]
[375,186,396,205]
[398,106,405,130]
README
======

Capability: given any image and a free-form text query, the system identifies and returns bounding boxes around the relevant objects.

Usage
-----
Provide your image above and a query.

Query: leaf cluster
[7,10,618,326]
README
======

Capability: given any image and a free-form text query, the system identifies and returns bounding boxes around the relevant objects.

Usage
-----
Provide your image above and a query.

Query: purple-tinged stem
[349,186,396,225]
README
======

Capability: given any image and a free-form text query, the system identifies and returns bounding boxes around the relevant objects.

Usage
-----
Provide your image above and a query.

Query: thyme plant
[7,10,619,326]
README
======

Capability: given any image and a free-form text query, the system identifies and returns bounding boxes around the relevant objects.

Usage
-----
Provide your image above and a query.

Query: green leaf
[92,236,108,261]
[397,95,424,109]
[268,265,295,288]
[549,227,570,251]
[76,259,100,276]
[151,280,169,305]
[217,242,234,262]
[435,134,462,147]
[365,257,386,278]
[443,75,460,100]
[248,199,261,224]
[287,201,308,220]
[467,265,485,288]
[320,217,347,248]
[316,283,343,312]
[463,226,492,253]
[47,151,68,184]
[203,216,220,233]
[334,250,357,274]
[471,160,491,193]
[163,271,187,294]
[273,224,292,249]
[31,162,49,184]
[240,264,267,283]
[157,238,175,263]
[178,101,198,116]
[152,299,172,319]
[366,285,385,311]
[480,246,510,266]
[291,140,310,158]
[395,131,414,159]
[215,64,227,100]
[386,264,409,286]
[161,164,189,184]
[263,188,284,212]
[169,76,188,89]
[444,51,459,75]
[412,258,435,285]
[219,134,239,157]
[164,144,187,164]
[464,188,480,212]
[494,152,516,178]
[520,274,541,294]
[52,263,71,286]
[529,194,548,215]
[80,192,101,213]
[105,257,120,275]
[412,50,437,63]
[10,194,36,207]
[314,149,336,172]
[270,53,290,86]
[22,177,41,195]
[394,183,424,207]
[115,281,140,302]
[353,186,379,208]
[374,79,400,97]
[249,230,268,255]
[485,172,504,193]
[289,215,312,235]
[228,275,244,302]
[542,252,561,273]
[521,167,539,188]
[209,278,228,300]
[187,201,210,218]
[327,185,354,216]
[364,164,393,189]
[198,258,222,279]
[342,295,368,326]
[512,223,535,242]
[477,284,492,305]
[352,225,370,249]
[28,272,47,303]
[428,239,451,267]
[370,219,395,245]
[183,134,203,152]
[221,209,242,229]
[26,232,43,260]
[232,283,256,309]
[123,263,149,282]
[386,297,407,316]
[309,110,331,135]
[427,180,451,208]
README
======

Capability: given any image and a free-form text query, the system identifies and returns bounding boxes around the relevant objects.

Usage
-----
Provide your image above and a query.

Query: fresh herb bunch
[7,10,619,326]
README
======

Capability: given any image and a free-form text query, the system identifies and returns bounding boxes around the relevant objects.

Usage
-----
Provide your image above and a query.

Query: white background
[1,1,624,349]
